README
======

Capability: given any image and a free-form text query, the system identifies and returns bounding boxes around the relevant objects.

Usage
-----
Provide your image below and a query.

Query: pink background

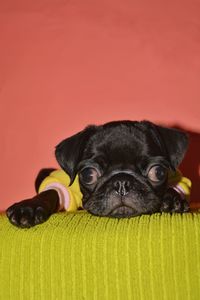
[0,0,200,211]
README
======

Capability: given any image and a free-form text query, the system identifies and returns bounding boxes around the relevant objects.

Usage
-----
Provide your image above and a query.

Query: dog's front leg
[160,188,190,213]
[6,190,59,228]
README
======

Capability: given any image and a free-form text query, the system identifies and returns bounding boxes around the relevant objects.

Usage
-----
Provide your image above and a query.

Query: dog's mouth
[109,205,136,218]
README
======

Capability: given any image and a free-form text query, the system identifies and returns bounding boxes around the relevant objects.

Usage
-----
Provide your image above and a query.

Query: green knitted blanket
[0,212,200,299]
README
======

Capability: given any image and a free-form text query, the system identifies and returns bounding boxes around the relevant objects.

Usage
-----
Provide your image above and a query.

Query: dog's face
[55,121,188,218]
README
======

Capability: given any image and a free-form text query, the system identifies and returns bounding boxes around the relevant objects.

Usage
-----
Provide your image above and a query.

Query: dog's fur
[6,120,189,228]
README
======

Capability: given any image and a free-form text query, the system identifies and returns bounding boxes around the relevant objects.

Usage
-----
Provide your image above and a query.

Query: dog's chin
[83,202,141,218]
[108,205,138,218]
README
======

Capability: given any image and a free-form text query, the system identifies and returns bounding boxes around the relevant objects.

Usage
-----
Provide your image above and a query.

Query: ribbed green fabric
[0,212,200,299]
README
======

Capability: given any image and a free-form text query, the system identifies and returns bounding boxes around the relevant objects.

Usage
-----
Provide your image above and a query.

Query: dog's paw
[6,199,50,228]
[160,188,190,213]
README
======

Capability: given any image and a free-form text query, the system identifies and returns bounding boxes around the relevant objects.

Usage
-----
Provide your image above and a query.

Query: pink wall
[0,0,200,211]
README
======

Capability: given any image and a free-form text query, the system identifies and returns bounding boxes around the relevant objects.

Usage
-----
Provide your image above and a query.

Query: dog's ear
[146,122,189,170]
[55,125,97,184]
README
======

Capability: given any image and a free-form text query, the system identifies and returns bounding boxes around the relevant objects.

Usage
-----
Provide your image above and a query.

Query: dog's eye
[80,167,100,185]
[147,165,168,183]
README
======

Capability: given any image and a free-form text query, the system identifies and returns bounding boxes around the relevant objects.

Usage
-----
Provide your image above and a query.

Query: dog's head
[55,121,188,217]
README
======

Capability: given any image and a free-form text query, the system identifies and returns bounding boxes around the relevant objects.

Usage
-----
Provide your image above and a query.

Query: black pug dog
[6,120,190,228]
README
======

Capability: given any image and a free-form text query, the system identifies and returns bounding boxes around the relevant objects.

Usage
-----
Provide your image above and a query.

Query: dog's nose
[113,180,130,196]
